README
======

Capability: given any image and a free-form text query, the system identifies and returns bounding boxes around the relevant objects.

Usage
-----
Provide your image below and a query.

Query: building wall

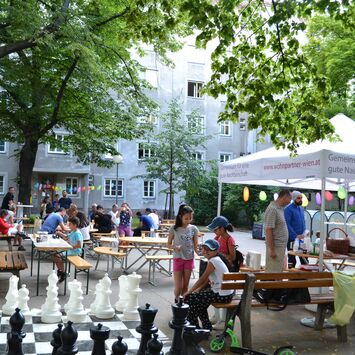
[0,39,257,215]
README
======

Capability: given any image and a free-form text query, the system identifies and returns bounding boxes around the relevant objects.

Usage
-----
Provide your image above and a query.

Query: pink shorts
[118,225,132,236]
[173,258,195,272]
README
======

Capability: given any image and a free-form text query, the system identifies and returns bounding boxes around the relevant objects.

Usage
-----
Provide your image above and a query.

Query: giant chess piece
[17,285,31,316]
[111,335,128,355]
[146,333,164,355]
[41,271,62,323]
[7,308,26,355]
[57,321,78,355]
[51,324,63,355]
[89,279,103,315]
[90,323,110,355]
[136,303,158,355]
[115,275,128,312]
[181,325,210,355]
[122,272,142,321]
[166,297,189,355]
[95,274,115,319]
[66,280,87,323]
[3,275,19,315]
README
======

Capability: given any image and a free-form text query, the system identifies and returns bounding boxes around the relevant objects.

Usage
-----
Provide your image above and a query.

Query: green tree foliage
[0,0,191,203]
[303,15,355,118]
[135,98,211,218]
[182,0,354,153]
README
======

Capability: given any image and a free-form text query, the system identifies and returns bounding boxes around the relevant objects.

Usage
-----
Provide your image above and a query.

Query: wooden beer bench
[0,251,28,279]
[67,256,93,294]
[212,271,344,348]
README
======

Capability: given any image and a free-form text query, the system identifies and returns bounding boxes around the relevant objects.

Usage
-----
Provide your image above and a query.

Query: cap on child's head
[207,216,229,230]
[202,239,220,251]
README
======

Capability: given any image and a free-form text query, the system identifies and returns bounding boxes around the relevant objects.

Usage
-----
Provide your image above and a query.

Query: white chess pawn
[115,275,128,312]
[122,272,142,321]
[2,275,19,315]
[18,284,31,316]
[89,279,103,315]
[41,270,62,323]
[64,280,76,313]
[94,273,115,319]
[66,280,87,323]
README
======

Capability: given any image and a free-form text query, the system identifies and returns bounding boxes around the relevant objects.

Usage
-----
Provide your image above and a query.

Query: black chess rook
[166,297,189,355]
[181,325,210,355]
[90,323,110,355]
[57,321,78,355]
[51,324,63,355]
[111,335,128,355]
[136,303,158,355]
[7,308,26,355]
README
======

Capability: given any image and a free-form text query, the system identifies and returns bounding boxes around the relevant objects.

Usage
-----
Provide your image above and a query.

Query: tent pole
[217,182,222,216]
[344,183,349,233]
[319,177,326,272]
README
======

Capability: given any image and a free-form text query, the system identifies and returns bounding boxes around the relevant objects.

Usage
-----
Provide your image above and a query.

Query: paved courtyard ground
[0,230,354,354]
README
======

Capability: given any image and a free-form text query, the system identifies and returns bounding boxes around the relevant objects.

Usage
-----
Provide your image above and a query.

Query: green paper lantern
[337,186,346,200]
[259,191,267,201]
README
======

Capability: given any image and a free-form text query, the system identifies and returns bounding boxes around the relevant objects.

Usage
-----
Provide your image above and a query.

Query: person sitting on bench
[0,209,26,251]
[183,239,234,330]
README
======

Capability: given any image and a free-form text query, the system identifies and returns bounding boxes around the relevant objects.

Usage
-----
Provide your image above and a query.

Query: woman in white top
[183,239,234,330]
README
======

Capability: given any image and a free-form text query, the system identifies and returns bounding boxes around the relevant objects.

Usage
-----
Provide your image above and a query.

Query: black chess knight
[7,308,26,355]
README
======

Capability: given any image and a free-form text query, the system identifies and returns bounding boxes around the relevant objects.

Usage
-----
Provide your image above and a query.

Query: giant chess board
[0,310,171,354]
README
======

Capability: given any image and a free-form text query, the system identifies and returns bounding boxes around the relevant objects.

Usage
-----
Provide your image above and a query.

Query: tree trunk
[18,138,39,205]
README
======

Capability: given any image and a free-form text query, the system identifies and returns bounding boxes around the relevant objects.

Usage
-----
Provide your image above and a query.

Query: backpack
[225,236,244,272]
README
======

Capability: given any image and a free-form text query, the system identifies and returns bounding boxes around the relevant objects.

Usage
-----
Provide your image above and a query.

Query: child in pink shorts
[168,204,199,302]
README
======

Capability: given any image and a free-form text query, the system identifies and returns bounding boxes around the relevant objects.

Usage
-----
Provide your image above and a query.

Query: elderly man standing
[285,191,307,268]
[264,189,292,272]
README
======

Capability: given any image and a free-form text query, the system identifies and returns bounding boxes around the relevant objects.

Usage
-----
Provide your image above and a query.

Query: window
[240,117,247,131]
[104,178,123,198]
[143,180,155,198]
[219,121,231,136]
[65,177,78,196]
[48,134,67,154]
[137,113,158,125]
[138,143,155,160]
[145,69,158,88]
[0,141,5,153]
[219,153,232,162]
[187,115,204,135]
[187,81,203,98]
[192,151,204,161]
[0,175,4,194]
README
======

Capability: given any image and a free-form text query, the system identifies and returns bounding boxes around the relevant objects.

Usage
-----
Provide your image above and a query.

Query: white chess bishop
[2,275,19,315]
[66,279,87,323]
[94,273,115,319]
[41,271,62,323]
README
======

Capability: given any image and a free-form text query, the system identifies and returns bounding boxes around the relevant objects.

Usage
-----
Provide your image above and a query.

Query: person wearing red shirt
[0,209,26,251]
[207,216,236,265]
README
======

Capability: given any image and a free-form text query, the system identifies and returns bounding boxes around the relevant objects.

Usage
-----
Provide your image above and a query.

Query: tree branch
[39,56,78,135]
[93,7,130,29]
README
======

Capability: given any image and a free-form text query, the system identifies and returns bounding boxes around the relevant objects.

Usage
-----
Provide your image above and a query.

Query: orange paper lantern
[243,186,250,202]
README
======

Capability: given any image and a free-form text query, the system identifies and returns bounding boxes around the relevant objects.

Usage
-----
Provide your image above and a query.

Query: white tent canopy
[219,114,355,191]
[218,113,355,269]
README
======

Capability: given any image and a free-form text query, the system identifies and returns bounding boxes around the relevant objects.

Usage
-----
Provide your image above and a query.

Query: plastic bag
[329,271,355,326]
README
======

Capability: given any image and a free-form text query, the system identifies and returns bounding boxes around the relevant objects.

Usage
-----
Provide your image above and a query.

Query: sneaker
[17,245,26,251]
[58,272,67,283]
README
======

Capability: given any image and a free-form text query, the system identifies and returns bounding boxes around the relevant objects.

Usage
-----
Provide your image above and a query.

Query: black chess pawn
[51,324,63,355]
[111,335,128,355]
[90,323,110,355]
[7,308,26,355]
[146,333,164,355]
[136,303,158,355]
[57,321,78,355]
[181,325,210,355]
[166,297,189,355]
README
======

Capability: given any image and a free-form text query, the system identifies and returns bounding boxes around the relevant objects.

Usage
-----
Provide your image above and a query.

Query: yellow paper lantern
[301,193,309,207]
[259,191,267,201]
[243,186,249,202]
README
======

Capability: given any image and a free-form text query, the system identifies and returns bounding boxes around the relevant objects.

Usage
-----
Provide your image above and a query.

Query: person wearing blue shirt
[53,216,83,282]
[284,191,307,268]
[41,208,67,233]
[133,211,154,236]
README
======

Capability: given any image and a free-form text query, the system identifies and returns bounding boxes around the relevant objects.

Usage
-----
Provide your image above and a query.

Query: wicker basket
[326,227,350,255]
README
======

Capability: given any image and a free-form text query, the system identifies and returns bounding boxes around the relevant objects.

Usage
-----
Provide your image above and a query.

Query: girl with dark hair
[207,215,236,266]
[168,204,199,302]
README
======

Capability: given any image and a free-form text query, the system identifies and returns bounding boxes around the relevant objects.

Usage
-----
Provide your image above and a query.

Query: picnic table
[29,234,72,296]
[119,236,170,273]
